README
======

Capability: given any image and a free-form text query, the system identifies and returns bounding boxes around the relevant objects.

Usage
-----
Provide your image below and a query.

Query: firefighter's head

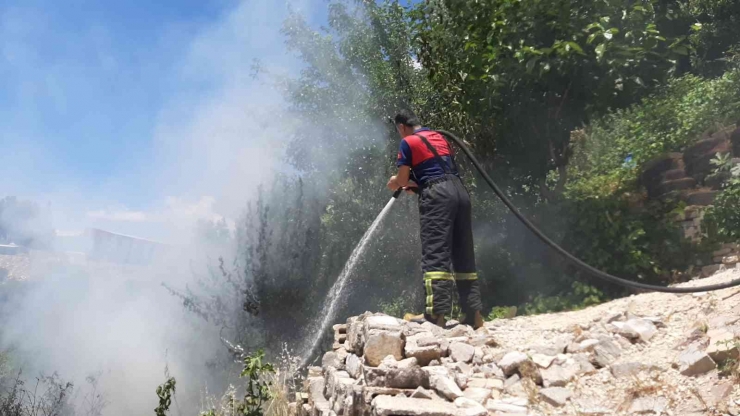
[394,109,421,138]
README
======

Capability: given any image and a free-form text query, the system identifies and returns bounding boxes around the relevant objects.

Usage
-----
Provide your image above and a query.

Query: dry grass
[199,344,302,416]
[617,372,675,413]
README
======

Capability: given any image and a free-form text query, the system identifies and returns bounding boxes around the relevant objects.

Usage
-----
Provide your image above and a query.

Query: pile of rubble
[0,253,30,281]
[701,243,740,277]
[289,270,740,416]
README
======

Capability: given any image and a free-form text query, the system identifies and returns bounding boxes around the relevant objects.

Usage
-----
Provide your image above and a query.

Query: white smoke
[0,0,328,414]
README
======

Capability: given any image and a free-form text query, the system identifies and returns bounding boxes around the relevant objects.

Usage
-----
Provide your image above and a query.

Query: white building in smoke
[54,228,169,265]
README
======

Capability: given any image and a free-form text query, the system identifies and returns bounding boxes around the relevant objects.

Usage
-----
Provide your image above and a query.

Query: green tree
[412,0,687,195]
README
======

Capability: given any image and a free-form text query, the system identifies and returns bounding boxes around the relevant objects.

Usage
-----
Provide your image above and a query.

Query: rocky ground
[0,253,31,281]
[290,267,740,416]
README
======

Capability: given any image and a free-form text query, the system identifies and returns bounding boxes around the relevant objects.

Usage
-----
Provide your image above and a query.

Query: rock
[684,189,718,206]
[516,360,542,385]
[656,177,696,195]
[308,377,329,408]
[539,387,572,407]
[379,355,399,370]
[702,264,723,278]
[449,343,475,363]
[713,247,733,257]
[467,378,503,391]
[345,354,363,379]
[346,321,365,353]
[485,398,529,414]
[371,395,459,416]
[420,322,444,336]
[706,330,739,362]
[498,351,528,376]
[610,362,647,378]
[604,311,624,323]
[724,255,740,265]
[308,367,323,378]
[708,381,733,407]
[410,386,436,400]
[572,354,597,375]
[398,357,420,369]
[628,396,668,414]
[684,136,731,182]
[363,367,387,387]
[477,363,505,379]
[462,387,491,404]
[446,325,474,338]
[365,315,402,328]
[417,336,440,347]
[591,338,622,368]
[613,319,657,343]
[405,334,444,366]
[678,347,717,376]
[423,368,463,401]
[364,331,405,367]
[504,374,520,389]
[566,339,600,353]
[385,367,430,389]
[323,351,344,370]
[453,397,487,416]
[468,336,497,348]
[531,354,555,369]
[541,364,578,387]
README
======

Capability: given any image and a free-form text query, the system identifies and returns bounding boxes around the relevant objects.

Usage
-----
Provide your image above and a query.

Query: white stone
[467,378,503,391]
[498,351,528,376]
[454,397,487,416]
[531,354,555,369]
[365,315,402,328]
[541,363,578,387]
[706,330,739,362]
[449,342,475,363]
[629,397,668,414]
[539,387,572,407]
[372,395,459,416]
[346,354,363,379]
[364,331,405,367]
[678,347,717,376]
[484,399,528,414]
[427,367,463,400]
[410,386,436,400]
[461,387,491,404]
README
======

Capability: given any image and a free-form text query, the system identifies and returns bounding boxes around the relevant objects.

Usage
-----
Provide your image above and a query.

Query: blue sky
[0,0,328,241]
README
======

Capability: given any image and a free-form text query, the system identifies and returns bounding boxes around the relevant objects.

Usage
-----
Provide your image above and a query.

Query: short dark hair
[394,109,421,127]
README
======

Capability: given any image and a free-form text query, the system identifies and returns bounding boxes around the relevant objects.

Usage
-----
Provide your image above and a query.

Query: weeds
[716,338,740,381]
[0,371,74,416]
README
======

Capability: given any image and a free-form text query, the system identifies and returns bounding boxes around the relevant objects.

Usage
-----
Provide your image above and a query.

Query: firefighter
[386,109,484,329]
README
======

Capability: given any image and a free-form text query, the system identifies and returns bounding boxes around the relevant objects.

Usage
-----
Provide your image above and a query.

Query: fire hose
[395,129,740,294]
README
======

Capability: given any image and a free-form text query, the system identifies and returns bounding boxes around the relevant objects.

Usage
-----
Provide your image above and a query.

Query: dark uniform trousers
[419,173,482,322]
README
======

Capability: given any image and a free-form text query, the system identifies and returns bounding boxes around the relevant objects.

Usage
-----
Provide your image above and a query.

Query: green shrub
[568,69,740,198]
[520,281,606,315]
[705,162,740,241]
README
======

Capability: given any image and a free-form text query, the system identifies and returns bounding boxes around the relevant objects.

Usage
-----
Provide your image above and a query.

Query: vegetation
[5,0,739,412]
[705,154,740,240]
[166,1,740,363]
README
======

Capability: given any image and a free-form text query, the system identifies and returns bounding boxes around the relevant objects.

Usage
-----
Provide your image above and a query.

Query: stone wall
[640,125,740,275]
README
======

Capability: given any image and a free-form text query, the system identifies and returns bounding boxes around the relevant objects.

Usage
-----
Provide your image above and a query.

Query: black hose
[437,129,740,294]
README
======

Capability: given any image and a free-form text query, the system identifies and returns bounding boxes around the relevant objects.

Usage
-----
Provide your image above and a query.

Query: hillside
[291,268,740,416]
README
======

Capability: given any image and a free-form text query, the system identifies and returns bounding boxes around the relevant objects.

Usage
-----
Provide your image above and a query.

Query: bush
[568,69,740,198]
[558,68,740,291]
[705,161,740,241]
